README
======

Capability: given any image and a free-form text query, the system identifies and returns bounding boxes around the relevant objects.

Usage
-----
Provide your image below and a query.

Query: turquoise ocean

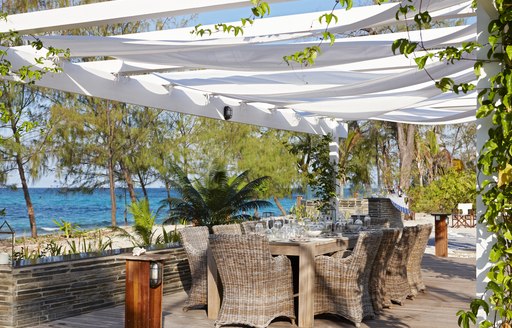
[0,188,300,237]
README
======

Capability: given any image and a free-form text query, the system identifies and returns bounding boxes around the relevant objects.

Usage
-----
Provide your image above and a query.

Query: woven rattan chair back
[407,223,433,296]
[212,223,242,235]
[369,228,401,313]
[369,217,390,228]
[240,220,267,234]
[385,225,420,305]
[314,230,383,327]
[178,226,209,311]
[209,234,295,328]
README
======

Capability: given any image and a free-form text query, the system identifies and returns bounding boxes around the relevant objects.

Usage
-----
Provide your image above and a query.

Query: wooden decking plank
[35,254,475,328]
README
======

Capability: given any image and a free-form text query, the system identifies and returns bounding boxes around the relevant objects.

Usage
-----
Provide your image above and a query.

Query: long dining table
[207,234,358,328]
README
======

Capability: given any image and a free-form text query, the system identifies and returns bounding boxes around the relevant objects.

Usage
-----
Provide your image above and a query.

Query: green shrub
[66,230,113,254]
[159,226,180,244]
[52,219,81,238]
[408,169,476,213]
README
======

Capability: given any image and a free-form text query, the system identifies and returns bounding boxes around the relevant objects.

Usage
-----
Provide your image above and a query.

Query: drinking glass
[270,220,282,240]
[281,224,291,240]
[255,222,265,235]
[265,227,275,241]
[295,225,306,239]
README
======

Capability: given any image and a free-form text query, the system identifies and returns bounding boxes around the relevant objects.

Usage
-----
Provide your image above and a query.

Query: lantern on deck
[0,220,15,266]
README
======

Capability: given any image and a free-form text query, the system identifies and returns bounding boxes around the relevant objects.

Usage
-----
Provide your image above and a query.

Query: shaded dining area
[0,1,490,328]
[35,252,475,328]
[158,217,435,328]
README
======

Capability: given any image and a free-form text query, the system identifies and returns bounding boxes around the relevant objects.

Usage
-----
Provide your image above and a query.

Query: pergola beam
[7,46,346,137]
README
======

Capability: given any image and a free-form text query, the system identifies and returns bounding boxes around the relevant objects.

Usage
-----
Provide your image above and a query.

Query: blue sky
[196,0,340,24]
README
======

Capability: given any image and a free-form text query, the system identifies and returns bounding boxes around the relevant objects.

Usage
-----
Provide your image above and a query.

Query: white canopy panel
[0,0,477,135]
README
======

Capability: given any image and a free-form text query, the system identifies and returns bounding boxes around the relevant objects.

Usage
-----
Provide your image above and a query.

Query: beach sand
[404,213,476,258]
[0,224,182,257]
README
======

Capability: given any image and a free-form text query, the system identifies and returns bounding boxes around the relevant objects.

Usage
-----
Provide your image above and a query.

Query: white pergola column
[476,0,498,324]
[329,123,346,220]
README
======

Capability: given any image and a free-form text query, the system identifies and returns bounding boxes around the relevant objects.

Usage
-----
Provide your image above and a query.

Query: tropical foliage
[386,1,509,327]
[161,165,271,229]
[0,2,69,237]
[52,219,81,239]
[113,198,159,247]
[0,0,478,242]
[408,169,476,213]
[287,134,339,212]
[12,230,113,261]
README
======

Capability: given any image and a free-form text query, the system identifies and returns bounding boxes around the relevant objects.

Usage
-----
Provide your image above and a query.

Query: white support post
[329,124,342,221]
[476,0,498,324]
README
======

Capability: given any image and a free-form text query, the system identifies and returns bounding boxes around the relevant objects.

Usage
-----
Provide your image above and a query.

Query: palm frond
[161,165,273,228]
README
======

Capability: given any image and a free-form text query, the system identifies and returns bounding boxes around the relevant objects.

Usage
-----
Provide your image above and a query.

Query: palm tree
[162,165,272,229]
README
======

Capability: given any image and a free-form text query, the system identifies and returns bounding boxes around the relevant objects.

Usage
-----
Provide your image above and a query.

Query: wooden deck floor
[36,254,475,328]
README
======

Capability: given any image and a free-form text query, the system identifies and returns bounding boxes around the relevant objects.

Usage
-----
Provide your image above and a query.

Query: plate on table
[306,230,322,237]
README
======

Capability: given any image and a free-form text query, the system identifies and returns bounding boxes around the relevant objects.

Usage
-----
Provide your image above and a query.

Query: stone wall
[0,246,190,328]
[367,197,404,228]
[0,267,14,328]
[304,198,369,217]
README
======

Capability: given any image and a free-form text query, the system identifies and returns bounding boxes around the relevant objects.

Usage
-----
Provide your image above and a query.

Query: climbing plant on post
[459,1,512,327]
[393,1,512,327]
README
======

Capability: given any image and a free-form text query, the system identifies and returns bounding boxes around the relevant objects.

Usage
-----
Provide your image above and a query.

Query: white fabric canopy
[0,0,478,135]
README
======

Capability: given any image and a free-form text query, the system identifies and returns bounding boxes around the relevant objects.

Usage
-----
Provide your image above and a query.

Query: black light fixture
[223,106,233,120]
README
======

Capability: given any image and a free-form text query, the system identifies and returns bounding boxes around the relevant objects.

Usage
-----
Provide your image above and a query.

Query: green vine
[191,0,270,37]
[282,1,344,66]
[393,1,512,327]
[307,135,339,212]
[0,14,69,139]
[460,2,512,327]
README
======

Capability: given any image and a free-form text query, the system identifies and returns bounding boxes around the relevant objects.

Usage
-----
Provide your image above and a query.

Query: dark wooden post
[124,254,167,328]
[431,213,449,257]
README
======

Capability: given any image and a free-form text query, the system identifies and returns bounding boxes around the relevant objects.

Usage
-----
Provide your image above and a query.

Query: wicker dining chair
[240,220,267,234]
[212,223,242,235]
[368,228,401,313]
[385,225,420,305]
[209,234,296,328]
[314,230,383,327]
[369,217,390,228]
[178,226,209,311]
[407,223,433,297]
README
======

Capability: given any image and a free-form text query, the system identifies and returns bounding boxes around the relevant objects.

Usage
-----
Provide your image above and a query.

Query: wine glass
[271,219,282,240]
[281,223,291,240]
[255,222,265,235]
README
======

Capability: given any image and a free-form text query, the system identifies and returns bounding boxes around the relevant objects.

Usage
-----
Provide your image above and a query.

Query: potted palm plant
[161,165,272,230]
